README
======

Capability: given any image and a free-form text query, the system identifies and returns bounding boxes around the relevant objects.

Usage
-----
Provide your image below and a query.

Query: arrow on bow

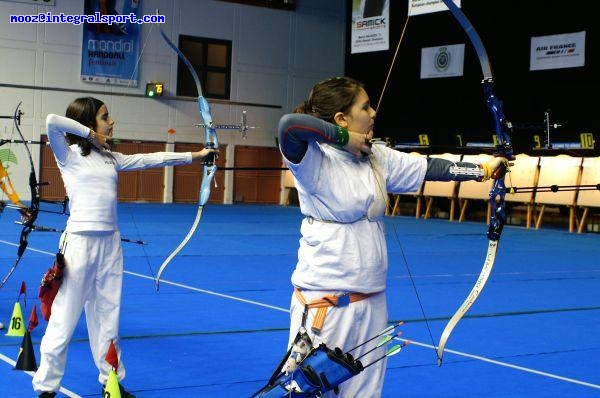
[154,30,219,290]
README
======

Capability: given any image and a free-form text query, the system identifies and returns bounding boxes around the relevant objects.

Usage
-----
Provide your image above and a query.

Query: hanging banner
[408,0,460,16]
[530,31,586,71]
[1,0,56,5]
[350,0,389,54]
[420,43,464,79]
[81,0,143,86]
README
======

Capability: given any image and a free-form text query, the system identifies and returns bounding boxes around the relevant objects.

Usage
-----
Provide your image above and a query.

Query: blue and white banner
[351,0,389,54]
[81,0,142,86]
[530,31,586,71]
[1,0,55,5]
[420,43,464,79]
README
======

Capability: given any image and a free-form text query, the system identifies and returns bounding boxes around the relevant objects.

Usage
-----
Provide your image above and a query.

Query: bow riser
[200,165,217,205]
[482,80,513,241]
[483,81,513,154]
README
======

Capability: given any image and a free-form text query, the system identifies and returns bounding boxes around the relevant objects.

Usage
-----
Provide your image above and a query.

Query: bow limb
[0,102,40,289]
[155,30,219,290]
[436,0,514,365]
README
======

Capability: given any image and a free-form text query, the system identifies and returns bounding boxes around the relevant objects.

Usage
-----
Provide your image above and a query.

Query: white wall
[0,0,346,203]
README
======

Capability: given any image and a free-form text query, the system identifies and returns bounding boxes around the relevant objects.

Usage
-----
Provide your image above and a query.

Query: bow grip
[201,149,217,166]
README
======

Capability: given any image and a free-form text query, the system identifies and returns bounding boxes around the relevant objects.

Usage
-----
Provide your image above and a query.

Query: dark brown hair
[64,97,104,156]
[293,77,364,123]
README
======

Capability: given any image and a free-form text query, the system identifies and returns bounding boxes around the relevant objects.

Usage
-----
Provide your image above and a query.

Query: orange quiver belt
[294,288,374,333]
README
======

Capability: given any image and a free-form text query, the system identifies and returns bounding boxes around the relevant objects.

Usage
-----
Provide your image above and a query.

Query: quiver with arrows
[252,343,363,398]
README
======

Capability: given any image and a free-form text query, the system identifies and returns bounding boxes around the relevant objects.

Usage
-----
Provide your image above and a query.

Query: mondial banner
[2,0,56,5]
[351,0,390,54]
[80,0,142,86]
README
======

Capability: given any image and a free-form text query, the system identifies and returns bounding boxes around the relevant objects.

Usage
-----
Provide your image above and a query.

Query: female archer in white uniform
[278,77,507,397]
[33,97,216,398]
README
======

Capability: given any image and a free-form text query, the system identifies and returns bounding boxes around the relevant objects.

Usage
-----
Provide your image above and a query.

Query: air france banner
[420,44,464,79]
[81,0,142,86]
[351,0,390,54]
[408,0,460,16]
[530,31,586,71]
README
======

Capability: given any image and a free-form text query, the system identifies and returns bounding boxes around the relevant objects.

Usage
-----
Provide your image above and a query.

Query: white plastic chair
[576,157,600,233]
[503,154,540,228]
[534,155,582,232]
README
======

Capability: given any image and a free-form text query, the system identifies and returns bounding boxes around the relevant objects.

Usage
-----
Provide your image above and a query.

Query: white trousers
[289,290,388,398]
[33,231,126,393]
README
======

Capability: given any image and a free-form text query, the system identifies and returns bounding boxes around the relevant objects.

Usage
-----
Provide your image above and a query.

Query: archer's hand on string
[88,130,111,150]
[343,129,374,157]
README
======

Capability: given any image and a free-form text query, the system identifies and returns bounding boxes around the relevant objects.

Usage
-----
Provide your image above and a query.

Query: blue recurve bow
[155,30,219,290]
[435,0,514,365]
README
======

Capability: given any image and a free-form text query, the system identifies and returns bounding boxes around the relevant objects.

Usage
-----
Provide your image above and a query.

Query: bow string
[154,30,218,290]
